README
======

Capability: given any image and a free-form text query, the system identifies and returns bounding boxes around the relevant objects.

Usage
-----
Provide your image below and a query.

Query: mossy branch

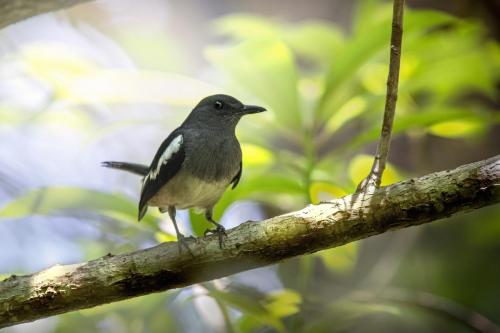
[0,156,498,328]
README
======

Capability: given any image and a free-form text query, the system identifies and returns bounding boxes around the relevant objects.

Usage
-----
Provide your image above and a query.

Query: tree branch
[0,156,498,328]
[0,0,93,29]
[357,0,405,192]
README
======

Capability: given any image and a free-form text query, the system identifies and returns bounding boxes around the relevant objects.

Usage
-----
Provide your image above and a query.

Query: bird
[102,94,266,253]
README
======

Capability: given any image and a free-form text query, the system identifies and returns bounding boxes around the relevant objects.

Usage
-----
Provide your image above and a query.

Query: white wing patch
[146,134,183,181]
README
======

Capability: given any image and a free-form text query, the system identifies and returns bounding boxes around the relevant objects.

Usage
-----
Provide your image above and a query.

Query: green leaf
[21,43,218,106]
[189,209,213,237]
[212,14,281,40]
[206,40,301,129]
[428,119,486,138]
[325,96,367,134]
[320,8,457,120]
[284,21,344,64]
[326,106,491,161]
[352,0,392,35]
[233,174,304,198]
[393,108,490,137]
[237,315,267,333]
[0,105,94,132]
[0,187,158,229]
[309,182,348,204]
[265,289,302,318]
[315,242,359,274]
[321,20,390,109]
[22,42,98,90]
[113,27,187,72]
[208,289,285,332]
[213,15,343,65]
[241,143,274,167]
[402,25,499,99]
[154,231,176,243]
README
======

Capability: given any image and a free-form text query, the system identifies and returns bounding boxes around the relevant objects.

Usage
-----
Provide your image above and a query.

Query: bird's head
[183,94,266,130]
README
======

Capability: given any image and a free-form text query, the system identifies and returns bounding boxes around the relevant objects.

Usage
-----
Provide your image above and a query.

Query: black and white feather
[138,129,185,220]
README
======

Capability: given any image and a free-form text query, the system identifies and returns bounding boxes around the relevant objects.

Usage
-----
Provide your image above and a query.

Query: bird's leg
[160,208,196,240]
[167,206,193,255]
[203,209,227,249]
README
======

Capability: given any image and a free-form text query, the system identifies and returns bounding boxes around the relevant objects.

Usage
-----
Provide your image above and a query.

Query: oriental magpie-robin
[102,94,266,252]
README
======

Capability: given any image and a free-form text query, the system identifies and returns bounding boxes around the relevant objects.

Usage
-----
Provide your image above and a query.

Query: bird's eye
[214,101,223,110]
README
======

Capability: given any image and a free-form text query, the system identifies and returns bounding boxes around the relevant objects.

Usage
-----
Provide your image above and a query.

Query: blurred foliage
[0,0,499,332]
[54,292,182,333]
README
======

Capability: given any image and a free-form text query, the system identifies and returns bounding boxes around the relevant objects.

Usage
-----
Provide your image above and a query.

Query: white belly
[148,170,229,210]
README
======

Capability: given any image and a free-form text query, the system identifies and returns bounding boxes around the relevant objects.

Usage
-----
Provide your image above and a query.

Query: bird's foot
[177,234,195,256]
[204,224,227,249]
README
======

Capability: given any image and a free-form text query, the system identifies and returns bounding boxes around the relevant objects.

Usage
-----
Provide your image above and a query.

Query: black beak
[242,104,266,114]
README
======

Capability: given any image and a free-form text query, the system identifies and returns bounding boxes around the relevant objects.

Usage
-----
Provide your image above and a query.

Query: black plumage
[138,129,185,221]
[102,94,265,253]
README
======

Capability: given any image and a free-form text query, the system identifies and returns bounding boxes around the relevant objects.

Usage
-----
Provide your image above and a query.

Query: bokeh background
[0,0,499,332]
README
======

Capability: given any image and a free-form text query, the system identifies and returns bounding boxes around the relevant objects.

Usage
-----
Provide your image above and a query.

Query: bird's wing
[230,161,242,189]
[138,130,185,220]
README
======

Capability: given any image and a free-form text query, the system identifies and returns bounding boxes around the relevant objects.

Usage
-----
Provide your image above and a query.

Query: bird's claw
[204,225,227,249]
[177,234,194,256]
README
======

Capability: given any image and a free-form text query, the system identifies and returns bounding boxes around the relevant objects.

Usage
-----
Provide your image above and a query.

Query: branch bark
[0,0,93,29]
[357,0,405,192]
[1,156,499,328]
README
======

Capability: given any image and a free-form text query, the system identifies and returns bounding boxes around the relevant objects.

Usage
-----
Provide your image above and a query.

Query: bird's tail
[138,202,148,221]
[101,161,149,177]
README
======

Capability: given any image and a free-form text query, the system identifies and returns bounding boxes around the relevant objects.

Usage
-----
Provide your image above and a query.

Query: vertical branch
[357,0,405,193]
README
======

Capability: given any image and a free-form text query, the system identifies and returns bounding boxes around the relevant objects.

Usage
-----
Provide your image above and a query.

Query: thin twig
[357,0,405,193]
